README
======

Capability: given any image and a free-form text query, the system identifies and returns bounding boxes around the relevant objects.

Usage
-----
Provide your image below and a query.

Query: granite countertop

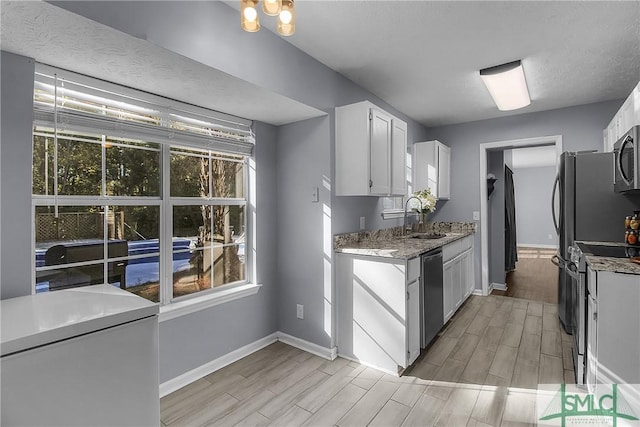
[577,240,640,275]
[334,222,476,260]
[585,255,640,274]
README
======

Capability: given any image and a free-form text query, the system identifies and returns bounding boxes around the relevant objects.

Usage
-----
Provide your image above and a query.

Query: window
[32,65,254,305]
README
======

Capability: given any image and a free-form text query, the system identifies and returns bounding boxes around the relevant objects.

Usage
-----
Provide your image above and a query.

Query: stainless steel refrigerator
[552,151,638,334]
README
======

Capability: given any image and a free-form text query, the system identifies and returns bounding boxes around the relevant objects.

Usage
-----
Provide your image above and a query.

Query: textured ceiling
[310,1,637,126]
[231,0,640,126]
[0,1,325,126]
[2,1,639,128]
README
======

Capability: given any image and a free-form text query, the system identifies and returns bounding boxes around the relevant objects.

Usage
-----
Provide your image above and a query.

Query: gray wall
[487,151,505,286]
[1,51,34,299]
[0,51,280,383]
[512,165,559,248]
[4,1,626,383]
[276,116,332,348]
[4,1,432,380]
[428,99,624,291]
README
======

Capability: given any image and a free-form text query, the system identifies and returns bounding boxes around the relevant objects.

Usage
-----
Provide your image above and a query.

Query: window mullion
[161,145,172,305]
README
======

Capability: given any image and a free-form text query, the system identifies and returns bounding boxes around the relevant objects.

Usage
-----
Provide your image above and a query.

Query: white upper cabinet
[604,80,640,152]
[391,119,408,196]
[413,140,451,200]
[335,101,407,196]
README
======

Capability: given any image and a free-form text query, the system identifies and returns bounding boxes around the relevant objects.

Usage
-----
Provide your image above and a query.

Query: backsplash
[333,221,476,249]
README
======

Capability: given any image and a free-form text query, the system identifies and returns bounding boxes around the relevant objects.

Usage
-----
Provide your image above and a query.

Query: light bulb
[277,0,295,36]
[241,0,260,32]
[279,10,292,24]
[262,0,282,16]
[243,6,257,22]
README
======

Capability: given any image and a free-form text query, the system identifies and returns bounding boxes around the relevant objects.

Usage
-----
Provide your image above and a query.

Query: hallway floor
[160,294,573,426]
[492,247,559,304]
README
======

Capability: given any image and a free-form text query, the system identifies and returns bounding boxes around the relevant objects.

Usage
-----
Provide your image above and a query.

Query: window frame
[31,64,259,313]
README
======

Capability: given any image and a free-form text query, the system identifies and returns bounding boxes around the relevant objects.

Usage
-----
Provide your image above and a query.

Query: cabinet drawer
[443,240,462,261]
[443,235,473,262]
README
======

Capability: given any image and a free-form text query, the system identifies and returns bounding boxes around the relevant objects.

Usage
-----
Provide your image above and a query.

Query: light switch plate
[296,304,304,319]
[311,187,319,203]
[473,211,480,221]
[360,216,366,230]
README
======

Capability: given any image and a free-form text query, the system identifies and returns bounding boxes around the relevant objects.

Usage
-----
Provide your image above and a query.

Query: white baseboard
[159,331,337,398]
[276,331,337,361]
[159,332,278,397]
[492,282,507,291]
[517,243,558,250]
[472,289,484,296]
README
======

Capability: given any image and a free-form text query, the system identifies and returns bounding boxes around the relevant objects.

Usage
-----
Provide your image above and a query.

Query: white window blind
[33,64,255,155]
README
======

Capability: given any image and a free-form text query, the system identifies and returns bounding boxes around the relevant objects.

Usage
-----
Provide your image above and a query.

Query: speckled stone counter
[334,222,476,259]
[577,240,640,275]
[585,255,640,274]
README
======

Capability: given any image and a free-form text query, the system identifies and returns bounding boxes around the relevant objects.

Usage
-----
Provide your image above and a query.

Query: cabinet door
[467,248,475,298]
[460,248,474,299]
[369,108,392,195]
[620,97,635,136]
[437,143,451,200]
[452,256,463,310]
[443,260,454,323]
[391,119,407,196]
[407,280,420,366]
[413,141,437,195]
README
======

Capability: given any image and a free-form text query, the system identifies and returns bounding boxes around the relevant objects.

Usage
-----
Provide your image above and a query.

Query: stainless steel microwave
[614,125,640,193]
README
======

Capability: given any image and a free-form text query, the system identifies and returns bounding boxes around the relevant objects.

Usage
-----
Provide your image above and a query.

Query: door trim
[479,135,563,296]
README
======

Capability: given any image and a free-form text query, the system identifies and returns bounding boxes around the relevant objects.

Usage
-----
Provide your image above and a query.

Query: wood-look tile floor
[161,295,574,426]
[492,247,559,304]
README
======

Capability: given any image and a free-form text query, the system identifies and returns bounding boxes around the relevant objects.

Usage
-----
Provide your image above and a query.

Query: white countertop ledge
[1,284,158,357]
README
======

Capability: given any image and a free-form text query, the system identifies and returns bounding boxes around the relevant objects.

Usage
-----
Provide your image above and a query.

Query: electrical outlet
[473,211,480,221]
[296,304,304,319]
[311,187,319,203]
[360,216,366,230]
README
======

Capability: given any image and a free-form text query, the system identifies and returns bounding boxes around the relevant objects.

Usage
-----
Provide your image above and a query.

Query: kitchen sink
[408,233,446,240]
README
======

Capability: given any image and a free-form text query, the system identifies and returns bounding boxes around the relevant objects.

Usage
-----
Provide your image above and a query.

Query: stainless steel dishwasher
[421,248,444,348]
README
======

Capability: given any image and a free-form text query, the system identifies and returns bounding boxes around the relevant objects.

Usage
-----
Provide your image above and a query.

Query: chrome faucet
[403,196,423,236]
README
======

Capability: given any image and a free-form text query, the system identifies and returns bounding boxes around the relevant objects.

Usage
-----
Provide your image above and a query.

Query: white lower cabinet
[336,254,420,374]
[586,267,640,396]
[443,237,474,324]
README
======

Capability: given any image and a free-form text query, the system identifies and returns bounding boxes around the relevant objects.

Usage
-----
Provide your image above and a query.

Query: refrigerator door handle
[617,135,634,185]
[551,173,560,235]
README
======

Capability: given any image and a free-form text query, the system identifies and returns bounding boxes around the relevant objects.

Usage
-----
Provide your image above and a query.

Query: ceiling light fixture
[479,60,531,111]
[241,0,295,36]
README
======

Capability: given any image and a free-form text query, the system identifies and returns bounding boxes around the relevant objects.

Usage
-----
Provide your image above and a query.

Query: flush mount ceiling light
[479,60,531,111]
[241,0,295,36]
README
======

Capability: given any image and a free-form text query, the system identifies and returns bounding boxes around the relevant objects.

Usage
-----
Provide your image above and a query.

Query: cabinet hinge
[407,291,410,300]
[369,179,373,188]
[369,112,372,120]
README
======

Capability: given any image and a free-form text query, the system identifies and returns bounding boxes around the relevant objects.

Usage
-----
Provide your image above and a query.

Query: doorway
[479,135,563,296]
